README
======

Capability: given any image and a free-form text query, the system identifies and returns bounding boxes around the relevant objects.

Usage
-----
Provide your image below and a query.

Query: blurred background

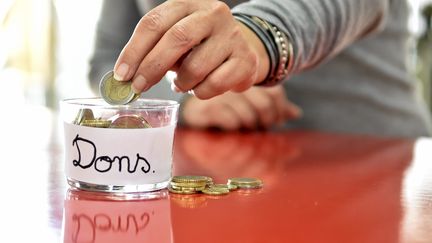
[0,0,431,112]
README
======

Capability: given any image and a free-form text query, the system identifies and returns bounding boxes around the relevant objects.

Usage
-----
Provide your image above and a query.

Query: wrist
[236,21,270,85]
[233,14,293,86]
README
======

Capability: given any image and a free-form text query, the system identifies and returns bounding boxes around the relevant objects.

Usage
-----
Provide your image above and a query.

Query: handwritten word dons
[72,134,152,174]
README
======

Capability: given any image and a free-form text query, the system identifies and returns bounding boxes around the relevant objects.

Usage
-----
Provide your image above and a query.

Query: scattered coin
[168,176,262,196]
[109,114,152,128]
[209,183,238,191]
[228,178,263,189]
[202,186,229,196]
[99,70,140,105]
[226,183,239,191]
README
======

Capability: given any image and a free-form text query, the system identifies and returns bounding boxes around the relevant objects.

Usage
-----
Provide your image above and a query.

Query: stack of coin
[168,175,262,196]
[169,176,210,194]
[99,70,139,105]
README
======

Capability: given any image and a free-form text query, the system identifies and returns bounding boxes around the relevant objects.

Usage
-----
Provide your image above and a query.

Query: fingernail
[114,63,129,81]
[131,85,141,95]
[132,75,148,94]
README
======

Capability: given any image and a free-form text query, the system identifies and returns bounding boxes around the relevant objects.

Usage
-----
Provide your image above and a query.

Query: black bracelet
[250,16,293,86]
[233,13,278,83]
[233,14,293,86]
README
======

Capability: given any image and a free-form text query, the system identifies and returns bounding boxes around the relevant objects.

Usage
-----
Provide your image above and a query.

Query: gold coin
[202,186,229,196]
[170,185,206,192]
[73,108,94,125]
[170,181,207,189]
[171,175,211,184]
[227,184,238,191]
[210,183,238,191]
[210,184,229,190]
[168,186,197,194]
[228,178,263,189]
[80,119,112,128]
[109,114,151,129]
[99,70,139,105]
[206,177,214,186]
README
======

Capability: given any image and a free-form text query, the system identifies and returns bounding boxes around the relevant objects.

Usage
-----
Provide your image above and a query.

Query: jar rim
[60,97,179,110]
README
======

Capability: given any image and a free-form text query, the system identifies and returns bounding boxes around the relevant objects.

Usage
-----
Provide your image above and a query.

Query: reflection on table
[1,106,431,242]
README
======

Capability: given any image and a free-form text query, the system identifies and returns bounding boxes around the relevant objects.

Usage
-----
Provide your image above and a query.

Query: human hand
[113,0,269,99]
[181,85,302,130]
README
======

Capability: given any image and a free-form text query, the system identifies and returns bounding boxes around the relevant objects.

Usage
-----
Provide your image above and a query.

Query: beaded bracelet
[250,16,293,86]
[233,14,293,86]
[233,14,277,84]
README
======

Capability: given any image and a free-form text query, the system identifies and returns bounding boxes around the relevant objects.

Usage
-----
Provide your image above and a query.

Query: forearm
[232,0,390,74]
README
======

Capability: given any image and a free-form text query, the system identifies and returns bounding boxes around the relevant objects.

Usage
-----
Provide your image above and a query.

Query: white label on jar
[64,123,175,185]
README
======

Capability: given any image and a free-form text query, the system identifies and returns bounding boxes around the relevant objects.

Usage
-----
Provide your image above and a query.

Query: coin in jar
[109,114,151,128]
[80,119,112,128]
[73,108,94,125]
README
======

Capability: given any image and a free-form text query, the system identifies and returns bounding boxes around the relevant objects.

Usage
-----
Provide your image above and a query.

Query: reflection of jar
[63,189,172,243]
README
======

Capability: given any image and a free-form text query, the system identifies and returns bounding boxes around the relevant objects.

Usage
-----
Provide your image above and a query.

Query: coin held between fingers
[99,70,139,105]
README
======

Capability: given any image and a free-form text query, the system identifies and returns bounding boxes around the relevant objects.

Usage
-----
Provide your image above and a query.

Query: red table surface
[1,106,431,243]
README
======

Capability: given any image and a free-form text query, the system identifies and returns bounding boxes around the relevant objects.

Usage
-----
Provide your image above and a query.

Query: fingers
[173,36,232,92]
[182,97,242,131]
[113,0,263,97]
[192,56,257,99]
[242,88,277,128]
[206,104,242,130]
[264,86,302,121]
[283,101,303,119]
[220,94,258,129]
[182,86,302,130]
[113,2,190,81]
[264,86,290,123]
[131,11,212,93]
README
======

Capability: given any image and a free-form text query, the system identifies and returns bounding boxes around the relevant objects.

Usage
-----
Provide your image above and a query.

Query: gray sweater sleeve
[88,0,141,93]
[232,0,390,74]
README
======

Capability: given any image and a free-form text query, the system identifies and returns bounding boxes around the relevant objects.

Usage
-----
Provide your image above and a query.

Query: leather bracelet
[233,14,277,83]
[250,16,293,86]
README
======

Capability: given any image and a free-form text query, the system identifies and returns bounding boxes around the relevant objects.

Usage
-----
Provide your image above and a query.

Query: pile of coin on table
[169,175,263,195]
[73,108,152,129]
